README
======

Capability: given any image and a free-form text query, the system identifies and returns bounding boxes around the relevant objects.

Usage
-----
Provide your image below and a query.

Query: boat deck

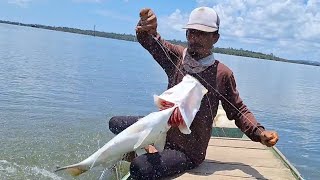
[173,137,299,180]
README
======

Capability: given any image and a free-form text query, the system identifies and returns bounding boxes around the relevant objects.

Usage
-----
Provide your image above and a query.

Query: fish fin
[135,148,146,156]
[153,132,167,152]
[178,121,191,134]
[134,128,152,149]
[55,164,87,176]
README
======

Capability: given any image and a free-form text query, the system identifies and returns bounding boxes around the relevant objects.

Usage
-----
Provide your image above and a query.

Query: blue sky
[0,0,319,61]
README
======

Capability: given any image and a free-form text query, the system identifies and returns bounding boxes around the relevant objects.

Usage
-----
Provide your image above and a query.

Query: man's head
[183,7,220,59]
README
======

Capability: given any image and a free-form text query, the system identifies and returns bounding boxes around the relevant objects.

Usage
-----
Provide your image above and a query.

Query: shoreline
[1,20,318,67]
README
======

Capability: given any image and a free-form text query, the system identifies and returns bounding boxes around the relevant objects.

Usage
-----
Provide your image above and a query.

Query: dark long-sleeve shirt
[136,31,265,166]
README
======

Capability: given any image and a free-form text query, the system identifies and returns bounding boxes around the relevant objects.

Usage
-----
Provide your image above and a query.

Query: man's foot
[123,151,137,162]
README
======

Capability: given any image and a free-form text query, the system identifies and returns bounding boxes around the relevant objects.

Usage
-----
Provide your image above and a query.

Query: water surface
[0,23,319,179]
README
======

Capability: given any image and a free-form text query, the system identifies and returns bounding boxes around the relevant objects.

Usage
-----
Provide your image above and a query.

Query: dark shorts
[109,116,196,180]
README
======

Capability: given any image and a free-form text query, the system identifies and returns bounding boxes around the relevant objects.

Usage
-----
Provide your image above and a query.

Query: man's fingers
[261,131,279,147]
[262,132,273,141]
[136,25,155,32]
[140,8,151,18]
[136,26,142,32]
[272,132,279,140]
[140,8,155,21]
[144,145,158,153]
[265,134,278,147]
[268,136,278,145]
[137,8,157,35]
[140,15,157,25]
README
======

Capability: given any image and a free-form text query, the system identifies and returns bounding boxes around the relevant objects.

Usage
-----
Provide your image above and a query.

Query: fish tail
[55,164,88,176]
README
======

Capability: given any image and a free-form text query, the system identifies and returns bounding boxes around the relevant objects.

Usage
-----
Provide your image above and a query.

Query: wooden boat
[116,126,303,180]
[114,106,303,180]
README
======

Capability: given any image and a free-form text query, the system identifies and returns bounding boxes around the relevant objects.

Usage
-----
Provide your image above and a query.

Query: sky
[0,0,319,62]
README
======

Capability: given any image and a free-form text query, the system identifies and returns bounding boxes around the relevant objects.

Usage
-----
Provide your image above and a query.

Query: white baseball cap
[183,7,220,32]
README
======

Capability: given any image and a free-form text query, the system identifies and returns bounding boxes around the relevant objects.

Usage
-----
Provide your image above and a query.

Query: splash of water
[0,160,62,180]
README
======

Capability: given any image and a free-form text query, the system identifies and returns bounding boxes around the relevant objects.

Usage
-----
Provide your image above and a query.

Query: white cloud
[8,0,32,7]
[159,10,186,32]
[159,0,320,61]
[157,9,189,41]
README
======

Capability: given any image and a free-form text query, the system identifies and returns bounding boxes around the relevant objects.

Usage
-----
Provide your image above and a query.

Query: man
[109,6,279,179]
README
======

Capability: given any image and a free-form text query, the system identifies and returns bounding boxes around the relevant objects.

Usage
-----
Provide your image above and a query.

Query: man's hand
[159,100,184,127]
[144,145,158,153]
[260,131,279,147]
[136,8,157,35]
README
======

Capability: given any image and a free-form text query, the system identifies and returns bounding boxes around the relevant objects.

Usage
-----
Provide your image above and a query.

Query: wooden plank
[173,173,257,179]
[209,137,267,150]
[206,145,275,159]
[203,157,284,169]
[176,161,295,180]
[121,130,299,180]
[175,138,296,180]
[205,146,284,168]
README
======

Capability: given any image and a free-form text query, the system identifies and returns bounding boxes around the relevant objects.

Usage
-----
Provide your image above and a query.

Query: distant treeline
[169,40,287,61]
[1,20,319,66]
[0,20,137,41]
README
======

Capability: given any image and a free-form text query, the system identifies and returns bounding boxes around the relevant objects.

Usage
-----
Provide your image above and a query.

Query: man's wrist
[256,127,266,142]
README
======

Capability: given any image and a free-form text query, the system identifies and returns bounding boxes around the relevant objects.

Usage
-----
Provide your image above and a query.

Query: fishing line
[115,163,120,180]
[98,162,121,180]
[152,35,226,137]
[206,94,224,137]
[151,35,264,135]
[99,167,113,180]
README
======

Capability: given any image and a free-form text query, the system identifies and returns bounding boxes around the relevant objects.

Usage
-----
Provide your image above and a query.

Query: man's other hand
[260,131,279,147]
[144,145,158,153]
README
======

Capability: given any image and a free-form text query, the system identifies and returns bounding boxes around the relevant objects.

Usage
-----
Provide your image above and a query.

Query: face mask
[182,48,216,73]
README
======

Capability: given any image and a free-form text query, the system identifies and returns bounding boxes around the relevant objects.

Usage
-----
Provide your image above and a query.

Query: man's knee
[130,157,155,179]
[108,116,143,135]
[108,116,121,134]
